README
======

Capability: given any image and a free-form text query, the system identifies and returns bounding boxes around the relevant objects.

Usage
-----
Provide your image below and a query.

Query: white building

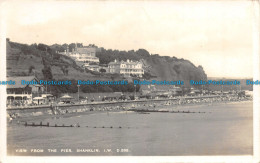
[86,65,100,72]
[108,59,144,77]
[59,45,100,67]
[6,76,45,106]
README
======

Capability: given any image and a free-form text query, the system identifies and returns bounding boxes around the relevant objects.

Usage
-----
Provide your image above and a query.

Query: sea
[7,101,253,156]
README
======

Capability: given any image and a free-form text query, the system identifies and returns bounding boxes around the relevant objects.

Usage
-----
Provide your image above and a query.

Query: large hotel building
[108,59,144,77]
[59,45,100,67]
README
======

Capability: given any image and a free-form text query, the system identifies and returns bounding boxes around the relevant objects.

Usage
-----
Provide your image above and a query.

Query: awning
[33,97,44,100]
[60,95,74,99]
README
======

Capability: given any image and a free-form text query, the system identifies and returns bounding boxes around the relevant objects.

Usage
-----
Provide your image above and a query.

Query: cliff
[6,40,207,88]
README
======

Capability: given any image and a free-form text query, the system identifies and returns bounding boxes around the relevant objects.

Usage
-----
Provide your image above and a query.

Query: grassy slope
[6,41,207,87]
[143,56,207,87]
[6,41,107,80]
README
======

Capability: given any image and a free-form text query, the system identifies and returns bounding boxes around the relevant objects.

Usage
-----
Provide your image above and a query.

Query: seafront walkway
[7,95,225,110]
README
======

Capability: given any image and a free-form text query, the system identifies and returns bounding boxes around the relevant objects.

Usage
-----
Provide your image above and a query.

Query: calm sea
[7,101,253,156]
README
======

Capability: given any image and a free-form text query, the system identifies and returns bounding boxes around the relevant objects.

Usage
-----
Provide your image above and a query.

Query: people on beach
[7,94,251,121]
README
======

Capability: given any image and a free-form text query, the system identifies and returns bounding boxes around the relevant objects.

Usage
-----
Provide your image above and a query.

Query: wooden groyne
[24,122,79,127]
[131,109,206,113]
[23,121,133,129]
[170,111,206,113]
[130,109,169,112]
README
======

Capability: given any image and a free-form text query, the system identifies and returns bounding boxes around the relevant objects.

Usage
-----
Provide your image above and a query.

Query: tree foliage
[42,66,53,80]
[96,48,150,64]
[28,65,35,75]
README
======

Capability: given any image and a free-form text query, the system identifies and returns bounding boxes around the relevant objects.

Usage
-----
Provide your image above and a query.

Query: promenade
[6,95,225,110]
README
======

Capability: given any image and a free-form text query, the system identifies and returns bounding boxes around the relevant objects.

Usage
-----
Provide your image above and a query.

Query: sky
[1,0,256,78]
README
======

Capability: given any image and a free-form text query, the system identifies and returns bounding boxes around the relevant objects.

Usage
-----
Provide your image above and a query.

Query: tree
[42,66,53,80]
[65,69,69,75]
[136,49,150,58]
[100,68,106,73]
[126,83,135,92]
[173,64,181,74]
[28,65,35,75]
[37,43,49,51]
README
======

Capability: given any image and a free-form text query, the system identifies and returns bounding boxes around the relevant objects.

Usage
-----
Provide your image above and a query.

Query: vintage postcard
[0,0,259,163]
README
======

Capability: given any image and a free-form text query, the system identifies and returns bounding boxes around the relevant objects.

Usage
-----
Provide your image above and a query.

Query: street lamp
[134,85,136,99]
[77,85,80,102]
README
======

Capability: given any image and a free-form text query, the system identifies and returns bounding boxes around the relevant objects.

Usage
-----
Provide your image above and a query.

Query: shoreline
[7,99,252,126]
[6,95,231,110]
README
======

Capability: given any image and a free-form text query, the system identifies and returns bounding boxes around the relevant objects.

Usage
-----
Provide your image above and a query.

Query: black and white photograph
[0,0,259,163]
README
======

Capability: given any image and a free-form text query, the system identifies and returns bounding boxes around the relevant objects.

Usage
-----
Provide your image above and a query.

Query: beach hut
[42,94,55,104]
[33,97,45,105]
[59,94,74,104]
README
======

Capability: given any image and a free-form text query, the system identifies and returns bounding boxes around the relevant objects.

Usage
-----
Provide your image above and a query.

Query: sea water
[7,101,253,156]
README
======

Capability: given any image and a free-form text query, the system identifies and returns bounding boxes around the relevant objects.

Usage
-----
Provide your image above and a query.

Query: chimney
[114,59,117,62]
[127,59,129,63]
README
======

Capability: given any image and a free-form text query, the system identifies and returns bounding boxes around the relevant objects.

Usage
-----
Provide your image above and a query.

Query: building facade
[59,45,100,67]
[108,59,144,77]
[86,65,100,72]
[6,76,45,106]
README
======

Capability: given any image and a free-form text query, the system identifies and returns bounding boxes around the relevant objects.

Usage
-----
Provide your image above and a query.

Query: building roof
[87,65,99,68]
[108,60,142,65]
[7,76,39,89]
[121,61,141,65]
[76,47,96,54]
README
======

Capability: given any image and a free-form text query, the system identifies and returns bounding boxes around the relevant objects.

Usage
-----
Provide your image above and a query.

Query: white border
[252,0,260,162]
[0,1,259,163]
[0,1,7,163]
